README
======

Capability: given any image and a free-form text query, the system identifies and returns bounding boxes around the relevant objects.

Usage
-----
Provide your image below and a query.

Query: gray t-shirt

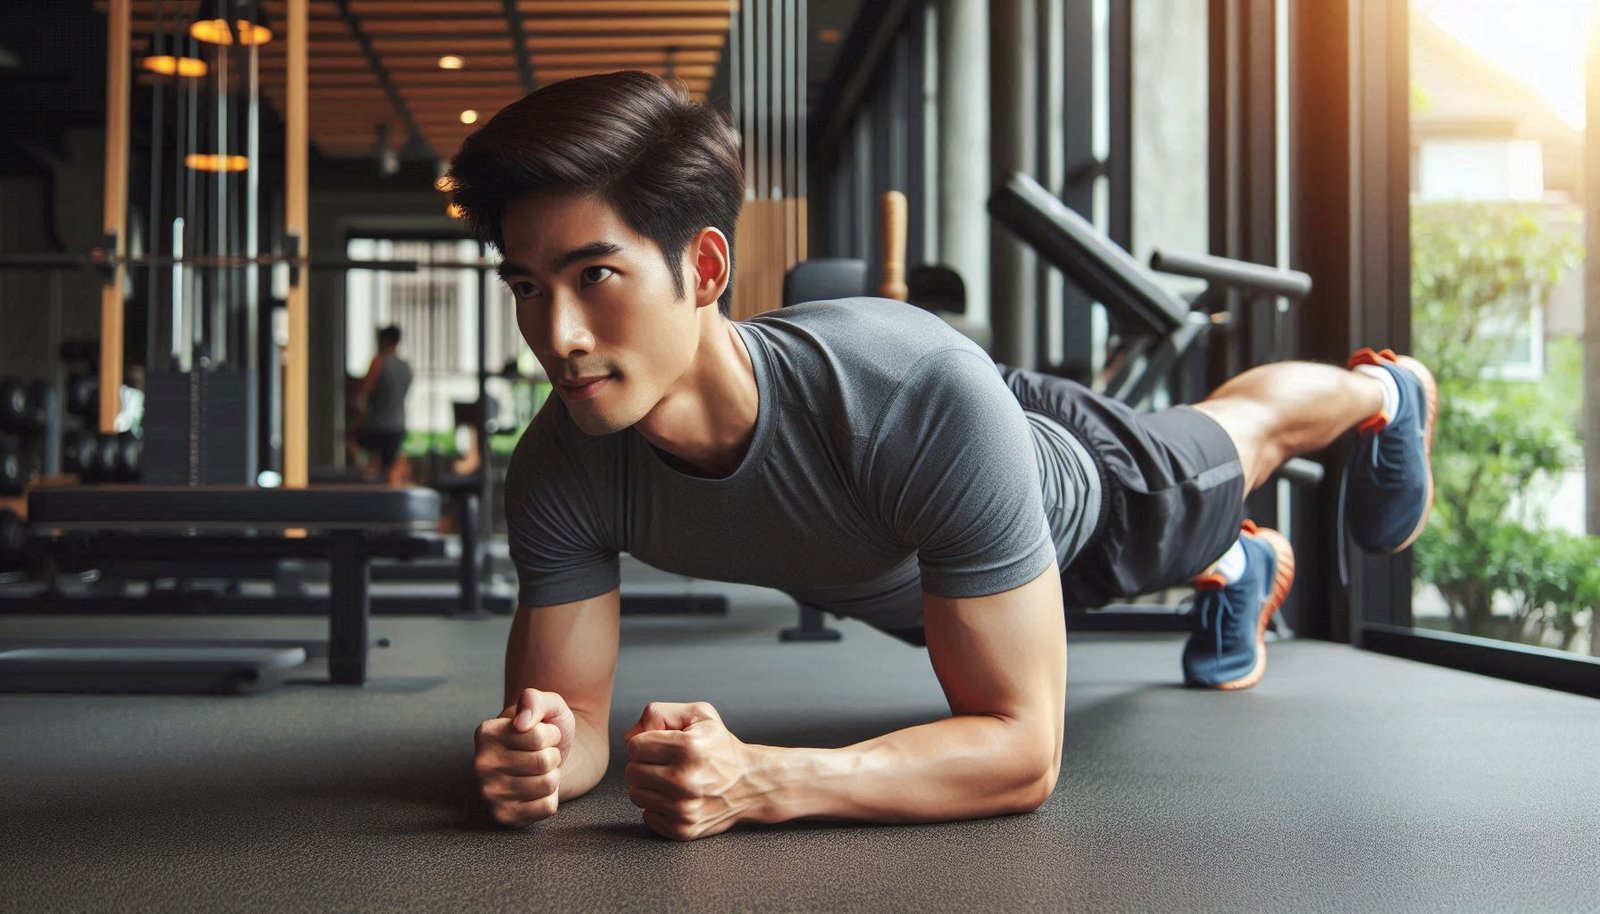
[364,354,412,433]
[504,298,1100,633]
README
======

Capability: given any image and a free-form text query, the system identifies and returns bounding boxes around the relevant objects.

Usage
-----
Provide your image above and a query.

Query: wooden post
[797,195,807,263]
[284,0,310,488]
[878,190,908,300]
[99,0,131,434]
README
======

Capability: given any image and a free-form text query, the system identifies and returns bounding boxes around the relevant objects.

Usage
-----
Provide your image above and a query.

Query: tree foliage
[1409,202,1598,650]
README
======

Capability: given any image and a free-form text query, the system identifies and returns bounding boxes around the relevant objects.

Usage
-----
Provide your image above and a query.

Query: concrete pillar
[989,0,1038,367]
[938,0,991,330]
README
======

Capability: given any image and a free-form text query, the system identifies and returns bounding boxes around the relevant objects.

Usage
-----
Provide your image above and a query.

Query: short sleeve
[503,406,621,608]
[861,349,1056,598]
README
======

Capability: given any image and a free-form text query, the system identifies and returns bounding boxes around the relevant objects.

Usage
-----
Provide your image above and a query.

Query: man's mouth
[559,374,614,402]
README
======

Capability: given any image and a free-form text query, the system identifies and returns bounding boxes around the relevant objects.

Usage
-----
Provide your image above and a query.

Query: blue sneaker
[1183,521,1295,690]
[1342,348,1438,554]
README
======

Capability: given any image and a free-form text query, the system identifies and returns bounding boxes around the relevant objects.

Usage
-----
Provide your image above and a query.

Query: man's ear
[687,227,731,309]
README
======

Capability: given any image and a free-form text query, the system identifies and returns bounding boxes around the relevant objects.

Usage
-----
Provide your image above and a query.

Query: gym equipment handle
[990,173,1189,335]
[1149,249,1313,301]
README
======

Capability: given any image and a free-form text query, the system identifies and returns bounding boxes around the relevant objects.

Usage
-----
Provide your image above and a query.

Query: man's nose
[545,294,595,360]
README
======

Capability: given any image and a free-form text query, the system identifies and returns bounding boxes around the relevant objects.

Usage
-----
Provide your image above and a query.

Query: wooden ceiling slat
[118,0,730,162]
[349,0,503,14]
[390,71,530,86]
[362,56,519,70]
[405,98,515,106]
[400,104,518,115]
[517,1,736,12]
[261,59,388,71]
[399,85,523,98]
[528,49,719,65]
[258,1,344,12]
[535,64,715,79]
[292,72,385,86]
[254,44,370,58]
[131,14,344,29]
[527,34,726,50]
[287,99,392,106]
[401,106,522,117]
[371,37,518,52]
[130,18,350,35]
[361,19,518,36]
[525,75,713,90]
[364,20,729,41]
[300,90,394,100]
[523,17,729,32]
[282,106,396,119]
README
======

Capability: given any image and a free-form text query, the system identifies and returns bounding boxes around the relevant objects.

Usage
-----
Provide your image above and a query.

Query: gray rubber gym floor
[3,571,1598,914]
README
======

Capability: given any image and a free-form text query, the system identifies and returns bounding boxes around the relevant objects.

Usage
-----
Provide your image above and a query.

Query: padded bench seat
[15,485,441,688]
[29,485,440,531]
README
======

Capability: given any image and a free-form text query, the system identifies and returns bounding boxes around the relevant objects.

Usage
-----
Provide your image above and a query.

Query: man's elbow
[1013,758,1060,813]
[1000,730,1061,814]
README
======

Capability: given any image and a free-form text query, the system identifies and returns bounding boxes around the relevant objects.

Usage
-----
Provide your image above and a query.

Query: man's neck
[633,315,758,479]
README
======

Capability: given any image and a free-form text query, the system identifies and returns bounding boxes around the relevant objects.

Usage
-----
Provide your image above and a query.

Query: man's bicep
[504,588,621,726]
[921,566,1067,761]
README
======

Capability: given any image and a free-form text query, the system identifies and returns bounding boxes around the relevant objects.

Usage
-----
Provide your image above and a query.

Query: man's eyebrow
[550,241,623,274]
[494,260,529,282]
[495,242,623,283]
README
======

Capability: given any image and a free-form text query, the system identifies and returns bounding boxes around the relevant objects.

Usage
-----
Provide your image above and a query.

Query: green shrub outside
[1410,201,1599,651]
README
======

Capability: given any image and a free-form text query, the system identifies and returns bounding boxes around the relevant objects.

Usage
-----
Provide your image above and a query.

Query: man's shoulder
[747,298,986,391]
[753,297,954,338]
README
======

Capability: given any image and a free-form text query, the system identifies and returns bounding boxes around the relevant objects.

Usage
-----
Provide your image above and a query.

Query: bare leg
[1191,361,1384,494]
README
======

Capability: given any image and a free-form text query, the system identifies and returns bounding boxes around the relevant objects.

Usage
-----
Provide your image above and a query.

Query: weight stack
[144,368,255,485]
[143,371,189,485]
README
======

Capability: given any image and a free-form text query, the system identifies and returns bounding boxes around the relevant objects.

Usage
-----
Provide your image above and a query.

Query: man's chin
[568,407,636,437]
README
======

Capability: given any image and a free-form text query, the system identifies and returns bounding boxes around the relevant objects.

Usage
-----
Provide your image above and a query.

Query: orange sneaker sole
[1214,526,1295,691]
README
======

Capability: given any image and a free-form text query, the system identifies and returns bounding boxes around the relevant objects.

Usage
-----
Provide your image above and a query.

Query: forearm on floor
[745,713,1059,825]
[556,714,610,801]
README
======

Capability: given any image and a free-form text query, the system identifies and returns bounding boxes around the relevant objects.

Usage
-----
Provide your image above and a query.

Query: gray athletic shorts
[999,366,1247,608]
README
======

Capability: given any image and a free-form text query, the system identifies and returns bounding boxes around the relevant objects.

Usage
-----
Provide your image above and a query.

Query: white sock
[1354,363,1400,422]
[1211,539,1248,584]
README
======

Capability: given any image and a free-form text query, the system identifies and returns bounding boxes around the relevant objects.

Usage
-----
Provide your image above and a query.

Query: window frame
[1292,0,1600,698]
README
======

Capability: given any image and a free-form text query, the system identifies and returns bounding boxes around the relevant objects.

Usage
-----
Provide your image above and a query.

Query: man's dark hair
[378,325,402,348]
[447,71,745,314]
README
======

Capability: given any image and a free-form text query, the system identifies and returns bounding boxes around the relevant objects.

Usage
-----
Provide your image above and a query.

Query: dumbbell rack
[0,378,61,574]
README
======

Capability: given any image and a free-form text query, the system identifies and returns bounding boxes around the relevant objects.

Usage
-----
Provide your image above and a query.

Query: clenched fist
[623,701,766,841]
[475,688,577,828]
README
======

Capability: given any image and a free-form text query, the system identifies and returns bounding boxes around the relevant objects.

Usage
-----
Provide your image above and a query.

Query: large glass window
[1408,0,1598,657]
[345,237,531,460]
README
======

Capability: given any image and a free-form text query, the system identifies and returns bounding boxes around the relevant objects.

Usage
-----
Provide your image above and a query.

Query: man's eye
[581,266,615,286]
[510,281,538,298]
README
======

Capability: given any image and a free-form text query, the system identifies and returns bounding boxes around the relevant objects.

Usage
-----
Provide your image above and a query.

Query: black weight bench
[3,485,439,691]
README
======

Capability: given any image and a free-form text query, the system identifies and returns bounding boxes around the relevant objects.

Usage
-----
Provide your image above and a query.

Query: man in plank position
[451,72,1436,841]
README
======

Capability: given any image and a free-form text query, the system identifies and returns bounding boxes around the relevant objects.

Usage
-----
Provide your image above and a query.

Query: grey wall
[1131,0,1210,274]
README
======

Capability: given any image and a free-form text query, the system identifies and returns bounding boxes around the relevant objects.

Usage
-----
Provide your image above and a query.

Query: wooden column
[284,0,309,488]
[728,0,807,319]
[99,0,131,434]
[878,191,907,300]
